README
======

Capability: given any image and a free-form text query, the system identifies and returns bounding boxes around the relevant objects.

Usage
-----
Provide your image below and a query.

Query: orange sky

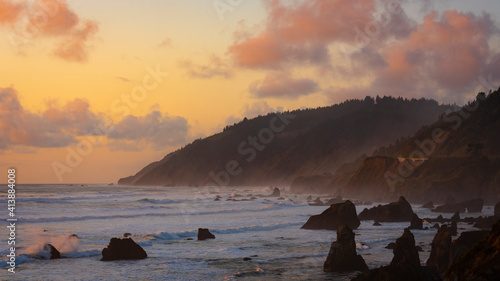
[1,0,499,184]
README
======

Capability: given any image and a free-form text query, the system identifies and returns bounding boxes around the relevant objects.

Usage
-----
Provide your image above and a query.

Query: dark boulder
[421,201,434,209]
[432,198,484,214]
[101,238,147,261]
[323,225,368,273]
[373,221,381,226]
[409,214,424,230]
[451,212,460,222]
[198,228,215,240]
[358,196,414,222]
[426,225,452,277]
[301,200,360,230]
[464,198,483,213]
[43,244,61,259]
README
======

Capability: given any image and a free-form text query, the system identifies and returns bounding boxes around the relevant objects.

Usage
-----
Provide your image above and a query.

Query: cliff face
[344,156,400,200]
[340,90,500,203]
[120,97,451,187]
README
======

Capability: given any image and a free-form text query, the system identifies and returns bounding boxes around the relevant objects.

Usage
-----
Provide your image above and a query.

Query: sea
[0,184,495,281]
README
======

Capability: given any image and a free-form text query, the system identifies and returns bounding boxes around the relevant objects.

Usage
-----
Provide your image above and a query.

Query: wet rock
[451,212,460,222]
[385,242,396,250]
[323,225,368,273]
[69,234,79,239]
[409,214,424,230]
[449,221,457,236]
[198,228,215,240]
[243,257,252,261]
[373,221,381,226]
[301,200,360,230]
[43,244,61,259]
[358,196,414,222]
[123,233,132,238]
[101,238,147,261]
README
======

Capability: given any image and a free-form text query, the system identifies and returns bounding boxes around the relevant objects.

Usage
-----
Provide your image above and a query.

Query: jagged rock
[270,187,280,197]
[301,200,360,230]
[323,225,368,273]
[324,196,343,205]
[451,212,460,222]
[353,228,439,281]
[101,238,147,261]
[474,216,498,229]
[427,225,452,277]
[306,195,312,201]
[448,230,489,264]
[123,233,132,238]
[446,223,498,280]
[43,244,61,259]
[464,198,484,213]
[421,201,434,209]
[198,228,215,240]
[358,196,414,222]
[309,197,324,206]
[409,214,424,230]
[373,221,381,226]
[385,242,396,249]
[432,223,440,230]
[69,234,79,239]
[214,197,221,201]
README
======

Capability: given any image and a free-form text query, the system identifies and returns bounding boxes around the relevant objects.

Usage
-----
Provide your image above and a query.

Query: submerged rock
[43,244,61,259]
[301,200,360,230]
[323,225,368,273]
[358,196,414,222]
[101,238,147,261]
[198,228,215,240]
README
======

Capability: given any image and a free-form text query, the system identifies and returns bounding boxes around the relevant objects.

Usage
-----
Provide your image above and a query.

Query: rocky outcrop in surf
[198,228,216,240]
[323,225,368,273]
[301,200,360,230]
[101,238,147,261]
[358,196,414,222]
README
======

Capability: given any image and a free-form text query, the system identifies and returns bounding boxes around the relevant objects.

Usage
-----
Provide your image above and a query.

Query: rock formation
[409,214,424,230]
[301,200,360,230]
[101,238,147,261]
[43,244,61,259]
[198,228,216,240]
[352,228,439,281]
[358,196,414,222]
[432,198,484,213]
[421,201,434,209]
[426,225,452,277]
[323,225,368,273]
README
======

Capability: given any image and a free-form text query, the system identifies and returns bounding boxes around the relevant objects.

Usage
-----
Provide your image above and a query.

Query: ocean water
[0,185,494,281]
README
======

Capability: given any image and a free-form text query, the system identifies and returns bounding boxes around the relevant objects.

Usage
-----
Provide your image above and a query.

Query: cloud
[249,73,319,98]
[108,111,190,150]
[0,87,98,149]
[0,88,191,151]
[158,37,172,48]
[178,55,233,79]
[228,0,415,69]
[364,10,500,101]
[1,0,99,62]
[0,0,25,25]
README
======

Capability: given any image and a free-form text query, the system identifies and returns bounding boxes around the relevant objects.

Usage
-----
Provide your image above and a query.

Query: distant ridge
[119,96,453,187]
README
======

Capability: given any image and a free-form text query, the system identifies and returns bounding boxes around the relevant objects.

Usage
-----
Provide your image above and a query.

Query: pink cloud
[229,0,414,68]
[0,0,99,62]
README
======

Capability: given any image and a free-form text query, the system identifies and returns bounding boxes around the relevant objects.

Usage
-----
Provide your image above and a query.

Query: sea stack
[101,238,147,261]
[324,225,368,273]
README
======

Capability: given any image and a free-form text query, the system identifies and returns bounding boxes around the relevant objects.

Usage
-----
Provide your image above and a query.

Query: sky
[1,0,500,184]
